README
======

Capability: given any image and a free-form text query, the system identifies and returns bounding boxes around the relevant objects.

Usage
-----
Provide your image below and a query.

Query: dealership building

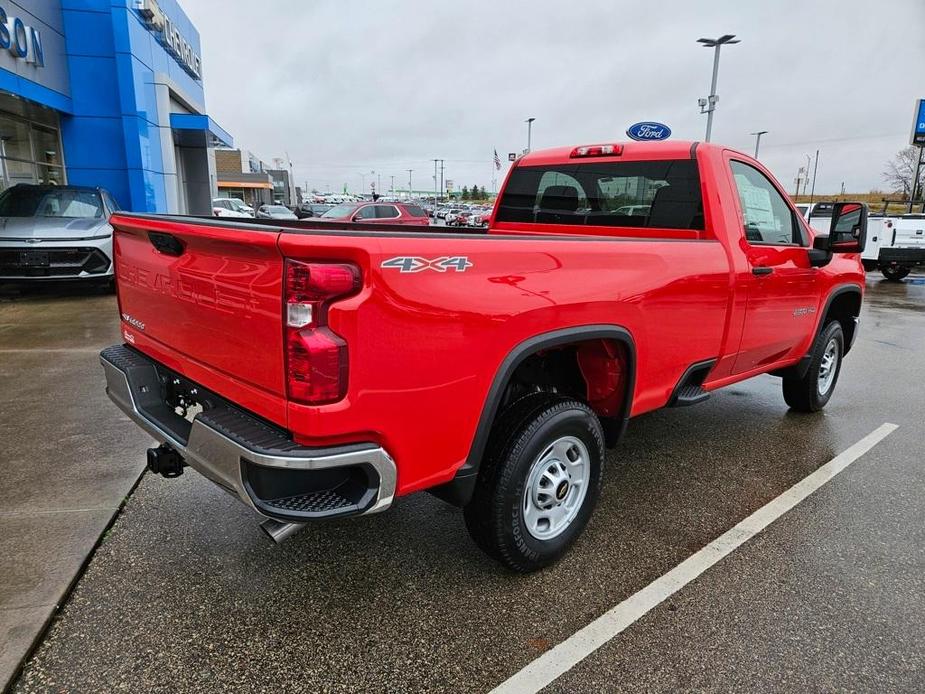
[0,0,231,214]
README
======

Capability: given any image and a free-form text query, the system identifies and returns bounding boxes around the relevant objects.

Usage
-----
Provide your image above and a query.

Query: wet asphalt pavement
[4,274,925,693]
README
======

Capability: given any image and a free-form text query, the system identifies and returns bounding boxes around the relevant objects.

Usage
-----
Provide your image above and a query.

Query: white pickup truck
[799,203,925,281]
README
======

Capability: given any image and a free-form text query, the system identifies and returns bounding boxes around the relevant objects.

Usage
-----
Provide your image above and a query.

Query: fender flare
[429,325,636,507]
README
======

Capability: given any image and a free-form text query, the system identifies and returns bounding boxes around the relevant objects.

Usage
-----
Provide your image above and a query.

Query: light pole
[804,154,811,196]
[697,34,739,142]
[809,149,820,203]
[751,130,767,159]
[407,169,413,200]
[525,117,535,153]
[433,159,439,206]
[390,175,395,197]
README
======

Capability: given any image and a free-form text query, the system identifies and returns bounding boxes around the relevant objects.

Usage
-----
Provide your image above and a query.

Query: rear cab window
[494,159,704,235]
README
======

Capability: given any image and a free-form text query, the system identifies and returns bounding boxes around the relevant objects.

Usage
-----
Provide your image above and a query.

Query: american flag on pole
[494,149,501,170]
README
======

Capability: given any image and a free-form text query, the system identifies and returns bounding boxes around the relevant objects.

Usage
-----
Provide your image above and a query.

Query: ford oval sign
[626,122,671,141]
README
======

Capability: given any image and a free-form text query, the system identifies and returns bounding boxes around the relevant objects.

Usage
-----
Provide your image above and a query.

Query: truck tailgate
[112,215,286,398]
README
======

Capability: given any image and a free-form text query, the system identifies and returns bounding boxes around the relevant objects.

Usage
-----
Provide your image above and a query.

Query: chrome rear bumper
[100,345,396,522]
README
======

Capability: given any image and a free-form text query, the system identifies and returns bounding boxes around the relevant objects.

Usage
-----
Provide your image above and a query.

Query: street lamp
[407,169,413,200]
[751,130,768,158]
[525,117,535,153]
[697,34,739,142]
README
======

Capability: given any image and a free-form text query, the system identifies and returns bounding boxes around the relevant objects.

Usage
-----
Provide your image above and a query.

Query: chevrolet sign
[137,0,202,81]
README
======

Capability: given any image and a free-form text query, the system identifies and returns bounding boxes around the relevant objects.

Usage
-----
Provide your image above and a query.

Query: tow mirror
[808,201,867,267]
[828,202,867,253]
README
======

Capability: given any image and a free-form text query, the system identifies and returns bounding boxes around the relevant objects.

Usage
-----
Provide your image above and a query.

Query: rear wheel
[881,265,910,281]
[782,321,844,412]
[464,393,604,572]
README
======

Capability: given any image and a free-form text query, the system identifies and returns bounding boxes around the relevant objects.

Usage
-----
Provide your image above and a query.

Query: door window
[374,205,400,218]
[729,161,802,245]
[355,205,378,220]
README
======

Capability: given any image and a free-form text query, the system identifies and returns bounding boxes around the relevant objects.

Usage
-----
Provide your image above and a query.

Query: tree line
[460,185,489,201]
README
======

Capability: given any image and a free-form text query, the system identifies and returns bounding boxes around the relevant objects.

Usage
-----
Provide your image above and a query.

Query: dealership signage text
[138,0,202,80]
[0,5,44,68]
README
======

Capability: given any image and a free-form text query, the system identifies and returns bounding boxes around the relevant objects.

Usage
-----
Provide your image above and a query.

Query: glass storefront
[0,94,65,191]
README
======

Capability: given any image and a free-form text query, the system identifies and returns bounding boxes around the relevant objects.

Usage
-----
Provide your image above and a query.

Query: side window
[355,205,378,220]
[729,161,801,245]
[375,205,400,219]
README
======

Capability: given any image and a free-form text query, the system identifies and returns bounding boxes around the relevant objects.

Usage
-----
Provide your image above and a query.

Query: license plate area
[20,251,49,266]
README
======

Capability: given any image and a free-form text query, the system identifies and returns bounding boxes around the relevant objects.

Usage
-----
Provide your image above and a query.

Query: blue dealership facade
[0,0,231,213]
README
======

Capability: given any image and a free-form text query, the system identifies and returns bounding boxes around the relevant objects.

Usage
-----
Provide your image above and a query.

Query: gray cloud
[185,0,925,196]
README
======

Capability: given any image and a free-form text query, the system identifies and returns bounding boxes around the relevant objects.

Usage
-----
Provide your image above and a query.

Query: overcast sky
[184,0,925,197]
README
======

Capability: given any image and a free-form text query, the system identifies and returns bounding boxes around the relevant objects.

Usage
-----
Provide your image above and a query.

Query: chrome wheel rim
[522,436,590,541]
[817,338,839,395]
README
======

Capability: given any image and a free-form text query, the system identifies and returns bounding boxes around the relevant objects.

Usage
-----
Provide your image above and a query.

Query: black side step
[668,359,717,407]
[671,383,710,406]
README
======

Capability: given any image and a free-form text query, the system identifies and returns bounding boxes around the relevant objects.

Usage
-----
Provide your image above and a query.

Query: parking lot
[0,273,921,692]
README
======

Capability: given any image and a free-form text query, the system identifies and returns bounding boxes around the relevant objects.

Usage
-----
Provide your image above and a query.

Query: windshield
[322,204,357,218]
[0,188,104,219]
[228,199,250,211]
[266,206,290,214]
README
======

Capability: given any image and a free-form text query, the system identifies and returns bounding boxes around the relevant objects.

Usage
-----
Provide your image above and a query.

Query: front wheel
[881,265,910,281]
[782,321,844,412]
[464,393,604,572]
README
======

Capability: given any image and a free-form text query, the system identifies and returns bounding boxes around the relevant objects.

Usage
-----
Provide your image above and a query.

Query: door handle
[752,266,774,276]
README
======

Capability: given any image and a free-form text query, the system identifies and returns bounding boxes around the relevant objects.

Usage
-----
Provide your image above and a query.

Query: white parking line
[491,422,899,694]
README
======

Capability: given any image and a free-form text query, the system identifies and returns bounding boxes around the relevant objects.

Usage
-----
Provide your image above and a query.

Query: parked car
[212,198,254,218]
[444,208,462,225]
[0,184,120,286]
[470,208,494,227]
[317,202,430,225]
[295,202,333,219]
[101,140,865,573]
[613,204,651,216]
[449,210,473,227]
[256,204,298,220]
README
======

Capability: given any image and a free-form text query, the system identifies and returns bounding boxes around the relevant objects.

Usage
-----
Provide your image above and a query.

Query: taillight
[285,260,360,404]
[569,144,623,158]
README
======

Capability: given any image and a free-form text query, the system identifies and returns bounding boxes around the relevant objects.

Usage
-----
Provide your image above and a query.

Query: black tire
[782,321,844,412]
[463,393,604,572]
[881,265,910,281]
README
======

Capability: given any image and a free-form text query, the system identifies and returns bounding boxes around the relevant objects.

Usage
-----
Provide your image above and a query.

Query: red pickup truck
[101,141,867,572]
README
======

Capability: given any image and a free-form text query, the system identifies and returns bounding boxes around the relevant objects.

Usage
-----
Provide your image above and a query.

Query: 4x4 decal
[381,256,473,273]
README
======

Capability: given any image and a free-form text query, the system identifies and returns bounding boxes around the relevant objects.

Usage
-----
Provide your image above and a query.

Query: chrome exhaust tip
[260,519,305,543]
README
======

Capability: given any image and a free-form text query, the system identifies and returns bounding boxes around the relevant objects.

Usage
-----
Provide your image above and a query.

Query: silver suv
[0,185,119,285]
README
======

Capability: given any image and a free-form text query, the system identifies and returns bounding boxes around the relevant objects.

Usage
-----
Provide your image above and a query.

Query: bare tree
[882,146,924,198]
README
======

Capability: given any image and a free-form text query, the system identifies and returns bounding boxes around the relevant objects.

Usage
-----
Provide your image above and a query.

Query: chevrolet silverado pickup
[100,141,867,572]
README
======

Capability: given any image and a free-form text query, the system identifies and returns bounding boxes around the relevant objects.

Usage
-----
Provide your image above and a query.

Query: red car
[102,140,865,572]
[316,201,430,225]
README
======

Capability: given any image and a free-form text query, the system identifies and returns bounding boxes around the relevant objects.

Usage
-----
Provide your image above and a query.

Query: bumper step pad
[264,489,354,514]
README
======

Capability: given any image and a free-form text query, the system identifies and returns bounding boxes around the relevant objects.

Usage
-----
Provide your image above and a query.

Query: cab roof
[516,140,722,166]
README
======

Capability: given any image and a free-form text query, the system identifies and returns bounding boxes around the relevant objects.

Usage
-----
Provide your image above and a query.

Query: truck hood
[0,216,112,241]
